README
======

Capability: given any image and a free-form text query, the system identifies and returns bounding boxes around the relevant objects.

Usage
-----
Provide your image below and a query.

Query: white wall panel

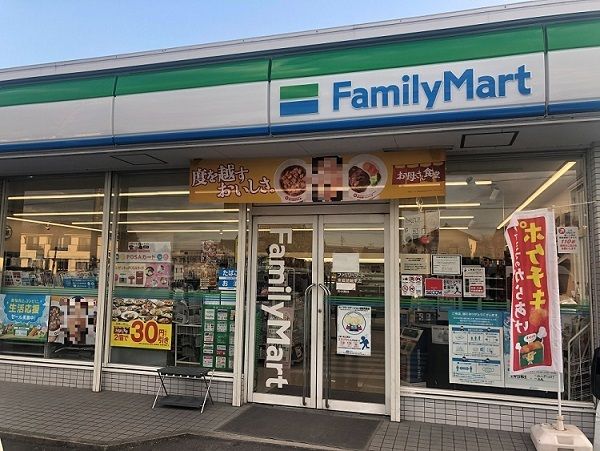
[548,47,600,103]
[0,97,113,144]
[114,82,269,137]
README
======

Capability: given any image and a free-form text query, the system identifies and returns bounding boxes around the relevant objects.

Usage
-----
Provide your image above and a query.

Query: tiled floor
[0,381,537,450]
[369,421,536,451]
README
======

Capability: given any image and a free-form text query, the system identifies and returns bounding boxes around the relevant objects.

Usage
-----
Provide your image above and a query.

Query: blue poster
[218,269,237,291]
[448,310,504,387]
[0,294,50,341]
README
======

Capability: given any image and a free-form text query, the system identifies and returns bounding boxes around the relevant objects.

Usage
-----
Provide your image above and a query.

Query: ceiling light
[399,203,480,208]
[324,227,384,231]
[440,215,474,220]
[72,219,239,225]
[7,216,101,233]
[14,211,102,217]
[8,194,103,200]
[440,226,469,230]
[118,191,190,197]
[497,161,576,229]
[445,180,492,186]
[120,208,239,214]
[127,229,238,233]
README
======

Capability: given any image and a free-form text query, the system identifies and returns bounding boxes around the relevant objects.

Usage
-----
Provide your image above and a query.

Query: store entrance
[248,214,388,414]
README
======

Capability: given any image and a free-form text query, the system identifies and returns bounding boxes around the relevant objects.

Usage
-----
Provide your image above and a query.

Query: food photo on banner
[189,150,445,204]
[110,298,173,350]
[504,208,562,375]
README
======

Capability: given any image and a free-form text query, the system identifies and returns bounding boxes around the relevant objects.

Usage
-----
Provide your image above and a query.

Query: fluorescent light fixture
[8,193,103,200]
[14,211,102,217]
[399,215,474,220]
[440,215,474,219]
[324,227,384,232]
[440,226,469,230]
[399,203,480,208]
[445,180,492,186]
[259,228,313,232]
[303,257,385,263]
[7,216,101,233]
[72,219,239,225]
[14,208,238,217]
[127,229,238,233]
[120,208,239,214]
[497,161,576,229]
[119,191,189,197]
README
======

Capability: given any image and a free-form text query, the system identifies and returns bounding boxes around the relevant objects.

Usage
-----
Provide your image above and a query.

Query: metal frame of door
[246,212,390,415]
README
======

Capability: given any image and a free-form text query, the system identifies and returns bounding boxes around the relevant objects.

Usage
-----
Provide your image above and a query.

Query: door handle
[318,283,332,408]
[302,283,316,406]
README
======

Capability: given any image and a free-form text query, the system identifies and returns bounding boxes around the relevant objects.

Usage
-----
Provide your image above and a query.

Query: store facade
[0,0,599,437]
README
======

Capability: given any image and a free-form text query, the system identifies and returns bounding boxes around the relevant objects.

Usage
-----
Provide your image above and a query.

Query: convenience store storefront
[0,1,599,436]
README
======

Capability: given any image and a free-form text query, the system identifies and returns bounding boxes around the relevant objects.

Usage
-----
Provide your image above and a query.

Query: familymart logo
[279,83,319,116]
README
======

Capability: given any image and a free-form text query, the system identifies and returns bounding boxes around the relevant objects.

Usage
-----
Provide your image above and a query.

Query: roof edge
[0,0,598,82]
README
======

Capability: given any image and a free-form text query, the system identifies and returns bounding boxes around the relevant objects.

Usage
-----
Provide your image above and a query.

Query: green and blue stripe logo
[279,83,319,116]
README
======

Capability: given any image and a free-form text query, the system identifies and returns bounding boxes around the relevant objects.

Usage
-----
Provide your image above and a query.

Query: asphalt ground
[0,435,308,451]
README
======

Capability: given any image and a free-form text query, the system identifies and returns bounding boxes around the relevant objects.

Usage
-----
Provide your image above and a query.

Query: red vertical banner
[504,209,562,374]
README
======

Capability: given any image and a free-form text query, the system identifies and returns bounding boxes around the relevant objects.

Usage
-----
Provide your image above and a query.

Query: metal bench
[152,366,214,413]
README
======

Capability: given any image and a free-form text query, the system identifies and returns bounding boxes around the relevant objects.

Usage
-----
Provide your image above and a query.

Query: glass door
[319,215,388,414]
[249,216,318,408]
[248,213,388,414]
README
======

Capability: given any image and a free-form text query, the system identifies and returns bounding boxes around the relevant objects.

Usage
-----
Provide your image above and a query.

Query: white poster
[401,275,423,297]
[556,226,578,254]
[402,211,440,244]
[400,254,431,275]
[332,253,360,273]
[432,254,462,275]
[442,278,462,298]
[119,242,172,262]
[462,266,486,298]
[337,305,371,356]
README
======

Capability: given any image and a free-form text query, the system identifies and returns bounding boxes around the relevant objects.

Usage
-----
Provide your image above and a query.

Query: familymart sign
[271,53,545,131]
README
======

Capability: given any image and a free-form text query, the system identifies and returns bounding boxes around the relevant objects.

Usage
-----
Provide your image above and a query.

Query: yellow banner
[190,150,445,203]
[110,319,172,351]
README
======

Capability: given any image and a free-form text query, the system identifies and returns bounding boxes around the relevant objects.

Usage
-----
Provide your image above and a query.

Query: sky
[0,0,526,70]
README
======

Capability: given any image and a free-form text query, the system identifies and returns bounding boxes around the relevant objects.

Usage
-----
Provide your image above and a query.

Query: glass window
[399,155,592,401]
[108,171,239,372]
[0,175,104,361]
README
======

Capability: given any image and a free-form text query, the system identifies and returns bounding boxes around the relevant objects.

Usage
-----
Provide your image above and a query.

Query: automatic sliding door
[250,218,317,407]
[321,218,387,411]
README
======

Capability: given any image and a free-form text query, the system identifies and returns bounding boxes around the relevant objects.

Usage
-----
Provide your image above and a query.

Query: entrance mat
[218,405,381,450]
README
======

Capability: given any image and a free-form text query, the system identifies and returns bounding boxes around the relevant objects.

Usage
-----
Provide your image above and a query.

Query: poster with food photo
[190,149,445,204]
[114,262,172,288]
[110,298,173,350]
